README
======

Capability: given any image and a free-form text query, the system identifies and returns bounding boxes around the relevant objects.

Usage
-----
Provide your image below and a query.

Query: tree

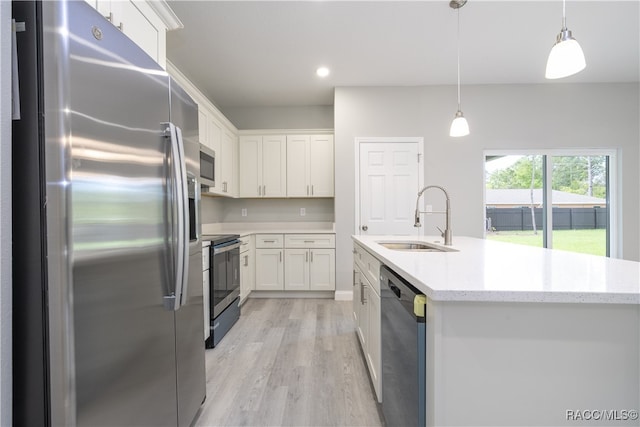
[487,155,607,199]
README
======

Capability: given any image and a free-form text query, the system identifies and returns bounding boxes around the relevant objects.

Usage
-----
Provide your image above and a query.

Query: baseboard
[249,291,334,299]
[334,290,353,301]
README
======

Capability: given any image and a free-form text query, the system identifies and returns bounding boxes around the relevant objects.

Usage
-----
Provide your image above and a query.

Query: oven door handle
[213,241,241,255]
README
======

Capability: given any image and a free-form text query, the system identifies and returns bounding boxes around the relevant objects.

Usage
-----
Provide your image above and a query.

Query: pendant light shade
[449,0,469,138]
[450,111,469,137]
[545,0,586,79]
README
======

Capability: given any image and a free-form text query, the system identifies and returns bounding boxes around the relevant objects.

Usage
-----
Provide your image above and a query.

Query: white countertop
[353,235,640,304]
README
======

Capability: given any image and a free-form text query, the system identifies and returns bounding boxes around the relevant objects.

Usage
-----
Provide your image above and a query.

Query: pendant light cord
[562,0,567,30]
[456,8,461,111]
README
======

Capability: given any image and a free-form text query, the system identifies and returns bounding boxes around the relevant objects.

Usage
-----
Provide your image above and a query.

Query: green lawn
[486,229,607,256]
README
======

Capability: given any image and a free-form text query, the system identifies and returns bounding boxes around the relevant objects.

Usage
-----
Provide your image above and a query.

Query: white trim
[354,137,425,236]
[249,291,334,299]
[484,149,619,258]
[166,60,238,133]
[334,290,353,301]
[146,1,183,30]
[238,128,334,136]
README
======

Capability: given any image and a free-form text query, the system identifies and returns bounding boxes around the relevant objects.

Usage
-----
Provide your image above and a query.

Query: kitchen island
[353,235,640,427]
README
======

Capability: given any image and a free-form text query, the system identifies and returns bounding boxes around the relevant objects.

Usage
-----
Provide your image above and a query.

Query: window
[485,151,615,257]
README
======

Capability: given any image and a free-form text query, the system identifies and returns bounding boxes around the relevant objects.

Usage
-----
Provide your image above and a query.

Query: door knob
[361,225,368,231]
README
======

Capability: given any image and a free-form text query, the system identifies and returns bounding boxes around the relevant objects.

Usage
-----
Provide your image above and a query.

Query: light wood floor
[195,298,384,427]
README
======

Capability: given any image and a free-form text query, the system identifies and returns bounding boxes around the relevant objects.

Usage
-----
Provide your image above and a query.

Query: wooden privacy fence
[486,207,607,231]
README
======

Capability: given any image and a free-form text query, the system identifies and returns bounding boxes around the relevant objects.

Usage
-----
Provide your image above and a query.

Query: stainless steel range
[204,234,241,348]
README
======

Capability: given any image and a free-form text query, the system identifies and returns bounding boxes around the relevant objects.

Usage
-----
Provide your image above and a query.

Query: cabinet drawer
[255,234,284,248]
[354,243,380,295]
[285,234,335,249]
[240,235,253,253]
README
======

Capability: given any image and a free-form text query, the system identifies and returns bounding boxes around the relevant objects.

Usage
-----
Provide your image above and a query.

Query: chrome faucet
[414,185,453,246]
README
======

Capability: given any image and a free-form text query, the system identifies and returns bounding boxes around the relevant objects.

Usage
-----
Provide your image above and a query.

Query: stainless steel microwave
[199,144,215,189]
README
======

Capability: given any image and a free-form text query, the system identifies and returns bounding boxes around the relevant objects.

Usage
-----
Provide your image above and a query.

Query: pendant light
[545,0,586,79]
[449,0,469,137]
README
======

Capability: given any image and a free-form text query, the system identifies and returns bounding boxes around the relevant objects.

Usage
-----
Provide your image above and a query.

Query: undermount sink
[377,241,458,252]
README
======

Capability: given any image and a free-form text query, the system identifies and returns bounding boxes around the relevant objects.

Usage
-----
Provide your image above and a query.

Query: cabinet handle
[263,240,275,243]
[307,185,309,195]
[280,251,282,262]
[223,182,227,192]
[263,185,266,196]
[304,240,315,243]
[312,185,314,196]
[306,252,308,262]
[117,22,123,31]
[258,185,261,196]
[353,270,356,286]
[310,251,314,262]
[244,255,248,267]
[360,280,366,304]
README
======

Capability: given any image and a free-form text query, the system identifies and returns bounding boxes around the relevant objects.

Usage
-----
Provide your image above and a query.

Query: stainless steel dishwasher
[380,265,426,427]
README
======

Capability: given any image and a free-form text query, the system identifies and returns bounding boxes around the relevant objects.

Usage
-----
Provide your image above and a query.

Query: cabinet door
[309,249,335,291]
[220,130,235,194]
[197,109,208,147]
[240,251,251,302]
[286,135,309,197]
[207,119,222,186]
[309,135,334,197]
[368,287,382,402]
[255,249,283,291]
[239,136,261,197]
[261,135,286,197]
[284,249,309,291]
[353,266,361,326]
[119,1,161,63]
[202,270,210,340]
[358,279,370,350]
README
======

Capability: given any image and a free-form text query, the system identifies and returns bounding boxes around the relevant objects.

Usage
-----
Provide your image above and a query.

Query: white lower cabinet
[202,241,210,341]
[239,236,254,303]
[255,248,284,291]
[254,233,335,293]
[284,248,335,291]
[353,243,381,402]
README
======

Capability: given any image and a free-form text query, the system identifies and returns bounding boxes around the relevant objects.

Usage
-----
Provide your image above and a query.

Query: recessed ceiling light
[316,67,330,78]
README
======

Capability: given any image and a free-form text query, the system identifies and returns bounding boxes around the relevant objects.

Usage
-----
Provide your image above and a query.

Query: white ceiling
[166,1,639,109]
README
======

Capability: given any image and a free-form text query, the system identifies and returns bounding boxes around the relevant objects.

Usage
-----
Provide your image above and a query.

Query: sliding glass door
[485,151,614,257]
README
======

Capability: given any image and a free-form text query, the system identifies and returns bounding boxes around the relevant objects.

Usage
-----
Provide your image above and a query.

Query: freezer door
[169,80,206,426]
[46,2,179,425]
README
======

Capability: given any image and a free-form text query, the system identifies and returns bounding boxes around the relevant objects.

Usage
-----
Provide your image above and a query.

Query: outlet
[300,208,306,217]
[241,208,247,217]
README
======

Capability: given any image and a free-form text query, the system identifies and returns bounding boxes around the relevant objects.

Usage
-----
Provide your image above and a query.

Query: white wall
[335,83,640,292]
[222,105,334,130]
[1,1,12,424]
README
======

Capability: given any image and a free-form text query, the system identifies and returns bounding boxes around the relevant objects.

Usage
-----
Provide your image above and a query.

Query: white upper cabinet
[286,135,309,197]
[309,135,334,197]
[238,136,261,198]
[197,106,236,197]
[220,130,236,196]
[239,135,286,198]
[286,135,334,197]
[85,0,181,69]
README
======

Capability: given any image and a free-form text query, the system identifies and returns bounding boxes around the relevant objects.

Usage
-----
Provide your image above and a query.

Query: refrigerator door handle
[164,122,188,311]
[174,125,190,309]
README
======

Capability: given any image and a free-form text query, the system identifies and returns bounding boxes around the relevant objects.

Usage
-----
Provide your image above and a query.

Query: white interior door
[359,141,422,235]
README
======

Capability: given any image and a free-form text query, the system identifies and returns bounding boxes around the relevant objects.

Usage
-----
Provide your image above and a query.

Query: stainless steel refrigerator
[11,1,205,425]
